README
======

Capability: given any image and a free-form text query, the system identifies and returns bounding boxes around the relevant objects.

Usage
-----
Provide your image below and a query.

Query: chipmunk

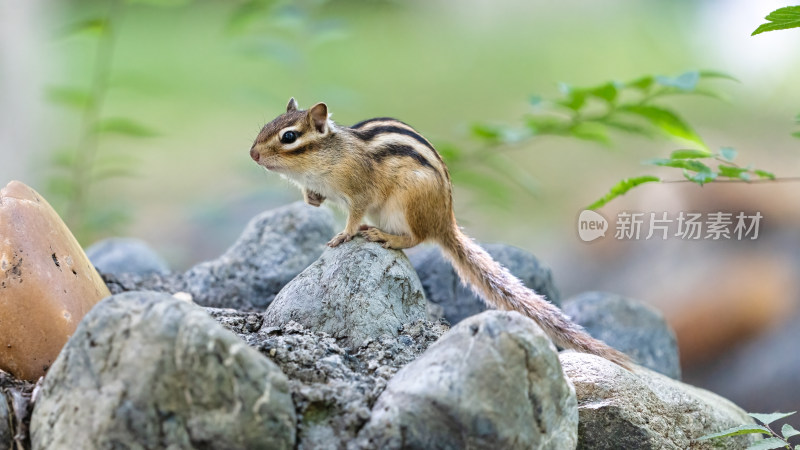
[250,98,632,368]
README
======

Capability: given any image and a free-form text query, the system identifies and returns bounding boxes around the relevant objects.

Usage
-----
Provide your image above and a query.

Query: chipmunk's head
[250,97,335,174]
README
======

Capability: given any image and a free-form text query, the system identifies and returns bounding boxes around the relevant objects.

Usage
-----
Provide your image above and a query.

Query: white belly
[369,195,411,236]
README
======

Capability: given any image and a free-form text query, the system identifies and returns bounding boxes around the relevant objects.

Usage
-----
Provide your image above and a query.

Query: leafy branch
[469,70,735,150]
[587,146,777,209]
[441,70,754,209]
[752,6,800,140]
[794,114,800,140]
[591,4,800,209]
[226,0,346,75]
[752,6,800,36]
[697,411,799,449]
[518,71,784,209]
[47,0,159,243]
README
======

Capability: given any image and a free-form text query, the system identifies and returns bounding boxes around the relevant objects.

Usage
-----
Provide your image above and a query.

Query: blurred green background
[3,0,795,266]
[2,0,800,423]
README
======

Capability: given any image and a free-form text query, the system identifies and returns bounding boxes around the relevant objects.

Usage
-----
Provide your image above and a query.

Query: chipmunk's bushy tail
[439,227,632,369]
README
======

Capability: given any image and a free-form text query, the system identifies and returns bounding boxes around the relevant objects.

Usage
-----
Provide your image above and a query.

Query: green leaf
[782,424,800,439]
[670,149,713,159]
[719,147,737,161]
[589,82,618,103]
[226,0,275,33]
[746,437,792,450]
[718,165,750,180]
[526,117,570,135]
[60,18,109,38]
[750,412,797,425]
[569,122,611,146]
[619,105,706,149]
[754,169,776,180]
[46,86,94,109]
[557,92,587,111]
[647,158,712,173]
[598,119,656,138]
[92,118,157,137]
[626,75,654,91]
[697,424,772,441]
[469,123,504,142]
[586,175,660,210]
[791,131,800,139]
[683,169,717,185]
[698,70,740,83]
[655,71,699,91]
[752,6,800,36]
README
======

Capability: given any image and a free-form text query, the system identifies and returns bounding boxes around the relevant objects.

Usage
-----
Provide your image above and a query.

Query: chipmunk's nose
[250,146,260,162]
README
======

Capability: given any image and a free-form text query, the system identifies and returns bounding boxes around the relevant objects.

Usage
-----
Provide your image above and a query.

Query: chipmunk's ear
[308,102,329,134]
[286,97,299,112]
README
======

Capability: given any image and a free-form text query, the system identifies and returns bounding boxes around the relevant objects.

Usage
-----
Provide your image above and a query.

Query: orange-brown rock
[0,181,110,380]
[660,255,797,368]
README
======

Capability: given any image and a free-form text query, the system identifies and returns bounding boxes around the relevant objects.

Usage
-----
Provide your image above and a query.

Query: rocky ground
[0,194,763,449]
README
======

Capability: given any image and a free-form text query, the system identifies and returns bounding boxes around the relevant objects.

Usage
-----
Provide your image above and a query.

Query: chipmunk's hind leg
[360,226,421,249]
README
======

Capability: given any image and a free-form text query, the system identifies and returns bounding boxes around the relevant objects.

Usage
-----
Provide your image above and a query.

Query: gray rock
[409,243,560,325]
[86,237,170,275]
[264,238,428,349]
[356,310,578,450]
[0,390,11,450]
[30,292,296,450]
[182,202,336,309]
[215,314,449,449]
[560,352,758,450]
[563,291,680,379]
[0,372,34,450]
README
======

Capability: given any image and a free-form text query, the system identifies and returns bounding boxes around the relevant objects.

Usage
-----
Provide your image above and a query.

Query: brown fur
[251,99,633,369]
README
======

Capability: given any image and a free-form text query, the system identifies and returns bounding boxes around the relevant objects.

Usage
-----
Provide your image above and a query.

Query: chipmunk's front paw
[304,190,326,207]
[327,232,355,247]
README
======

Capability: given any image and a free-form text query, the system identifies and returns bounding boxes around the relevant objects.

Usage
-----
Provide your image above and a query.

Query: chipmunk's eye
[280,130,298,144]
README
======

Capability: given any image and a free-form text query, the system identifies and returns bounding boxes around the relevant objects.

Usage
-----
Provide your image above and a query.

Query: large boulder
[409,243,560,324]
[85,237,170,275]
[0,180,110,380]
[560,352,758,450]
[563,291,681,379]
[264,238,428,349]
[181,201,335,309]
[30,291,296,450]
[356,310,578,450]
